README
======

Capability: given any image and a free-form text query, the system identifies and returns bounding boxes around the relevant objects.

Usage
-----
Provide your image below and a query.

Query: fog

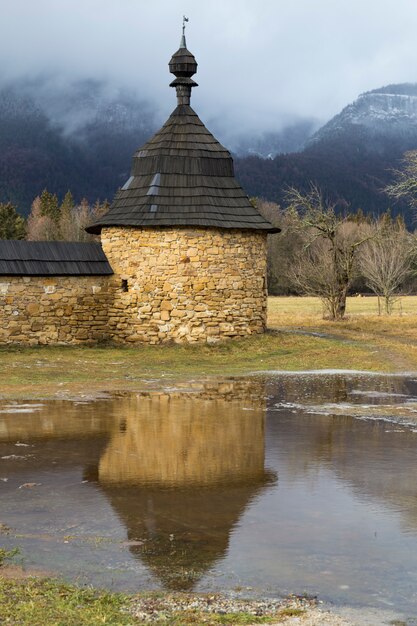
[1,0,417,137]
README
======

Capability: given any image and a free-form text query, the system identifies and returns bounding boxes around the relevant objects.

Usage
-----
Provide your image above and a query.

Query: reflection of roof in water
[99,474,276,591]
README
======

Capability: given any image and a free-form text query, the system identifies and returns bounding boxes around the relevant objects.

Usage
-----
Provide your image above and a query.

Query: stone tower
[86,28,278,344]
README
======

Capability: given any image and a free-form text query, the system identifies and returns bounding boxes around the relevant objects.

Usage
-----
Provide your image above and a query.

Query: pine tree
[59,191,76,240]
[39,189,60,223]
[0,203,26,239]
[60,191,75,217]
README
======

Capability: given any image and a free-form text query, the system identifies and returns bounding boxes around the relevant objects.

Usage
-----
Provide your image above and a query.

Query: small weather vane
[182,15,189,36]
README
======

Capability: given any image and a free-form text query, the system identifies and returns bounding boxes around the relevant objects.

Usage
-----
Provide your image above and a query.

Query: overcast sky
[1,0,417,135]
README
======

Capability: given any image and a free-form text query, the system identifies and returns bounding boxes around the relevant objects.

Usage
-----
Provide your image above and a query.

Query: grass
[276,608,306,618]
[0,545,284,625]
[268,293,417,325]
[0,579,301,625]
[0,547,19,566]
[1,295,417,399]
[268,295,417,372]
[0,579,134,626]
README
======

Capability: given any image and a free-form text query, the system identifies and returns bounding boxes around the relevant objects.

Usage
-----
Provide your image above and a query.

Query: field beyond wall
[1,295,417,399]
[268,294,417,372]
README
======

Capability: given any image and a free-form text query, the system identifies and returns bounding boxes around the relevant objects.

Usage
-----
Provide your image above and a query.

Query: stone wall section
[0,276,111,345]
[0,227,268,345]
[101,226,268,344]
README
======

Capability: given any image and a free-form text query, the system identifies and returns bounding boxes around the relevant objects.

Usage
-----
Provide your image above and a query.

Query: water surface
[1,374,417,614]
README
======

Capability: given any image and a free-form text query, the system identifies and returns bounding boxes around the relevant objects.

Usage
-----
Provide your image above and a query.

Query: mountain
[311,83,417,144]
[235,84,417,223]
[0,77,316,215]
[1,79,417,221]
[0,78,157,214]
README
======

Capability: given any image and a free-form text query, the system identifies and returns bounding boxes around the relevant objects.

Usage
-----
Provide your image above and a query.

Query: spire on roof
[169,18,198,106]
[180,15,188,48]
[85,25,279,237]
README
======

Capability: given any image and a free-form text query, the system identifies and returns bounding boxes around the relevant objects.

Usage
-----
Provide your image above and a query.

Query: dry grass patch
[267,295,417,326]
[0,295,415,399]
[268,296,417,371]
[0,331,388,400]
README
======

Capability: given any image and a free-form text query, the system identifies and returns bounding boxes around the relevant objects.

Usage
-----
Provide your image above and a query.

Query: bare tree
[359,223,416,314]
[385,150,417,210]
[255,199,303,294]
[27,196,57,241]
[285,186,371,319]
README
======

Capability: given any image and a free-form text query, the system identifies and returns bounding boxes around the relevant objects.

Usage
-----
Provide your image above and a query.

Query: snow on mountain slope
[310,83,417,144]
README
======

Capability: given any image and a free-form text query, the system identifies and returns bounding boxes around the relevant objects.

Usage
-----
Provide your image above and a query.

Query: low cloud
[1,0,417,136]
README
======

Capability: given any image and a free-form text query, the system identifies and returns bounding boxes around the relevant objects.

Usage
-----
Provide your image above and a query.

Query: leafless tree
[285,185,371,319]
[385,150,417,210]
[359,223,416,314]
[59,199,108,242]
[27,197,57,241]
[255,199,303,294]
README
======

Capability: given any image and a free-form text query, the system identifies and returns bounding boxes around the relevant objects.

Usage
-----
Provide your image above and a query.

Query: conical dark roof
[86,36,278,235]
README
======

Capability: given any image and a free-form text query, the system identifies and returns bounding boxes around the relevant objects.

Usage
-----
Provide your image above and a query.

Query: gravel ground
[128,592,413,625]
[128,592,314,622]
[127,593,360,625]
[278,605,414,625]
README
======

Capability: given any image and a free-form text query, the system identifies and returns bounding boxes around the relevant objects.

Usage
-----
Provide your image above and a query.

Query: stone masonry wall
[0,228,268,345]
[101,227,268,344]
[0,276,111,345]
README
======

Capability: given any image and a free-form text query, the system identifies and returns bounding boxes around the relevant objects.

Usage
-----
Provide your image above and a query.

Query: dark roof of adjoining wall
[0,241,113,276]
[86,104,280,234]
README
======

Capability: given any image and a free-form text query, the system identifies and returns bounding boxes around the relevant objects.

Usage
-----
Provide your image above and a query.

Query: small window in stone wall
[119,418,127,432]
[121,279,129,292]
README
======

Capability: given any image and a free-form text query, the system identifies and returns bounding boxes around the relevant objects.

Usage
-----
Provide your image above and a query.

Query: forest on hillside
[0,81,156,213]
[235,130,412,224]
[1,79,417,226]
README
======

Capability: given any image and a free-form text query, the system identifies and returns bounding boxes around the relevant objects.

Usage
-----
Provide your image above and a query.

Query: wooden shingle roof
[0,241,113,276]
[86,38,278,235]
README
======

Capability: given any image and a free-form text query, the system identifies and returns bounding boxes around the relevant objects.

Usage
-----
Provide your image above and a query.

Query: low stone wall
[0,276,111,345]
[0,227,268,345]
[101,226,268,344]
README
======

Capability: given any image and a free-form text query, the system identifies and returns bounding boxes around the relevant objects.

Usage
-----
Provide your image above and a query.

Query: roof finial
[169,21,198,105]
[180,15,189,48]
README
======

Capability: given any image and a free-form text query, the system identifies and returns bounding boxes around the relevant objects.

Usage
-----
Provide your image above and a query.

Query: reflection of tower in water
[95,381,276,590]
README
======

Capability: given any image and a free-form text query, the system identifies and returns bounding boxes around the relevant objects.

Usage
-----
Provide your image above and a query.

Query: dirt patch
[267,605,412,625]
[0,564,50,580]
[268,608,353,624]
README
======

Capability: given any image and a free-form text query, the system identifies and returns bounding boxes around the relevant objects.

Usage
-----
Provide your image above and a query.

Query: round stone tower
[86,28,279,344]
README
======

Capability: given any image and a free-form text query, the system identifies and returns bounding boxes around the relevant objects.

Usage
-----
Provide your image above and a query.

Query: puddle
[0,374,417,617]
